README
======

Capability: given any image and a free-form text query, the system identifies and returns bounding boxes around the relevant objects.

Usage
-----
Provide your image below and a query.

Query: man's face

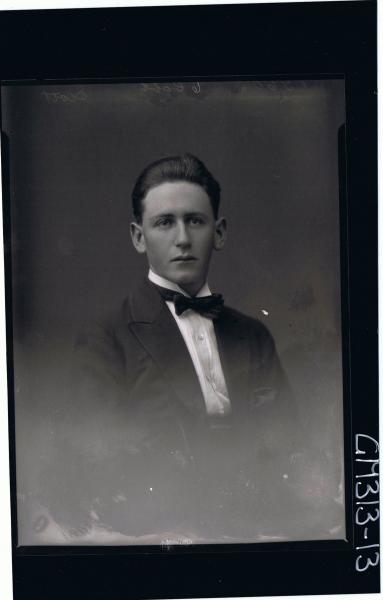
[131,181,226,296]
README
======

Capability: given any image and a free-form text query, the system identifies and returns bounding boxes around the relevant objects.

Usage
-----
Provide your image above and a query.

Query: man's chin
[178,282,205,296]
[167,273,204,295]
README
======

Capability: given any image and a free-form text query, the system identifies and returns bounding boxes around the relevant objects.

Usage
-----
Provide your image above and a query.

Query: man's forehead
[142,181,213,216]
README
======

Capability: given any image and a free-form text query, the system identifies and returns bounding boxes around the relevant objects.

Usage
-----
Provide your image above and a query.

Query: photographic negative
[2,78,346,545]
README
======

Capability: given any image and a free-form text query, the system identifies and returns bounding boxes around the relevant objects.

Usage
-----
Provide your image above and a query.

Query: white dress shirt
[148,269,231,416]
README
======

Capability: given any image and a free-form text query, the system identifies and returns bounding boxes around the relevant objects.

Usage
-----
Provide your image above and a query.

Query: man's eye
[155,218,172,227]
[189,217,204,226]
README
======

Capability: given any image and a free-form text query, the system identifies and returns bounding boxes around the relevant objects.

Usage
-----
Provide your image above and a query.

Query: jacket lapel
[214,308,251,415]
[127,280,206,416]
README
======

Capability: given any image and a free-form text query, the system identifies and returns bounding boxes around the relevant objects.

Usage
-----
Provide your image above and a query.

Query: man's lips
[171,256,197,262]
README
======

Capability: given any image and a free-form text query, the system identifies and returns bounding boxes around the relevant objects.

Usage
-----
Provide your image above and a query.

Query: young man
[42,155,337,543]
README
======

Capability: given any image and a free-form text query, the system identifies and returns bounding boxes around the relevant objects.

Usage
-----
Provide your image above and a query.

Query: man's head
[130,154,227,295]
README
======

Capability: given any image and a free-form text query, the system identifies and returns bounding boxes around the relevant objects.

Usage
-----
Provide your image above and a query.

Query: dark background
[2,78,346,544]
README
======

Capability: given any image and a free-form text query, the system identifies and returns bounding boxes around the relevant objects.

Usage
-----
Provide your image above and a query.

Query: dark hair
[131,154,221,222]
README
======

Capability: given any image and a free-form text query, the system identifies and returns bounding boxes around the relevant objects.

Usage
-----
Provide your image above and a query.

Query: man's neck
[148,269,210,298]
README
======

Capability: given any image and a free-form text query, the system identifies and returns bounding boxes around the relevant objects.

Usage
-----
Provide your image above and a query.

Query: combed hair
[131,154,221,222]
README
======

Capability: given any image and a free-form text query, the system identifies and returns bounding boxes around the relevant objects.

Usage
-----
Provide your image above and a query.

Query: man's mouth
[171,256,197,262]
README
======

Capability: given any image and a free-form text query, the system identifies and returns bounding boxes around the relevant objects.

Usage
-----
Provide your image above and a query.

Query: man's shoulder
[74,292,136,357]
[79,279,157,333]
[77,303,127,342]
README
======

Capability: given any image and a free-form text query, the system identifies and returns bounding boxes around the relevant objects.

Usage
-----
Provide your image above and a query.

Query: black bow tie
[154,284,224,320]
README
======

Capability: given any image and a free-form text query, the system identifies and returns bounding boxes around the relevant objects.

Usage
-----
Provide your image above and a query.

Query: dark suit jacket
[40,279,336,542]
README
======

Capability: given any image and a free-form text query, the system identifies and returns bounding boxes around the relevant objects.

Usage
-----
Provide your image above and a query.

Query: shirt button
[197,333,204,341]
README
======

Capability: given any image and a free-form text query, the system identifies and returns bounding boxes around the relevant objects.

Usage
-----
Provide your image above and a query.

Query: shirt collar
[148,269,211,298]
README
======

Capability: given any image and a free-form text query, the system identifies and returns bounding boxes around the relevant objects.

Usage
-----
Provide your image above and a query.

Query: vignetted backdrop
[2,79,345,543]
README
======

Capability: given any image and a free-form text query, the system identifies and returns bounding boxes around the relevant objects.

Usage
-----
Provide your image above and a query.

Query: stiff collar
[148,269,211,298]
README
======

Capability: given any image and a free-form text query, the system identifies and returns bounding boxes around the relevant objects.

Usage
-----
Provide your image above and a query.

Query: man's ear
[214,217,227,251]
[130,222,146,254]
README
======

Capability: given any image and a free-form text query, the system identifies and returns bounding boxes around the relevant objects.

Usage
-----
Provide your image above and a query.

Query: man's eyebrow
[150,211,207,219]
[185,212,206,217]
[150,213,174,220]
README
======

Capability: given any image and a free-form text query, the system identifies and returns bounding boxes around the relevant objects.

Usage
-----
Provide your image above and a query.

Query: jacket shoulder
[77,290,135,341]
[74,298,133,376]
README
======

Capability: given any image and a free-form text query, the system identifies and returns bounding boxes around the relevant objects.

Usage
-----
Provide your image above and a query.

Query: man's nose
[174,221,191,247]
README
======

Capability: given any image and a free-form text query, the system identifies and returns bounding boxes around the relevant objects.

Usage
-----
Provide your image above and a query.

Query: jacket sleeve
[37,319,131,537]
[245,321,344,540]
